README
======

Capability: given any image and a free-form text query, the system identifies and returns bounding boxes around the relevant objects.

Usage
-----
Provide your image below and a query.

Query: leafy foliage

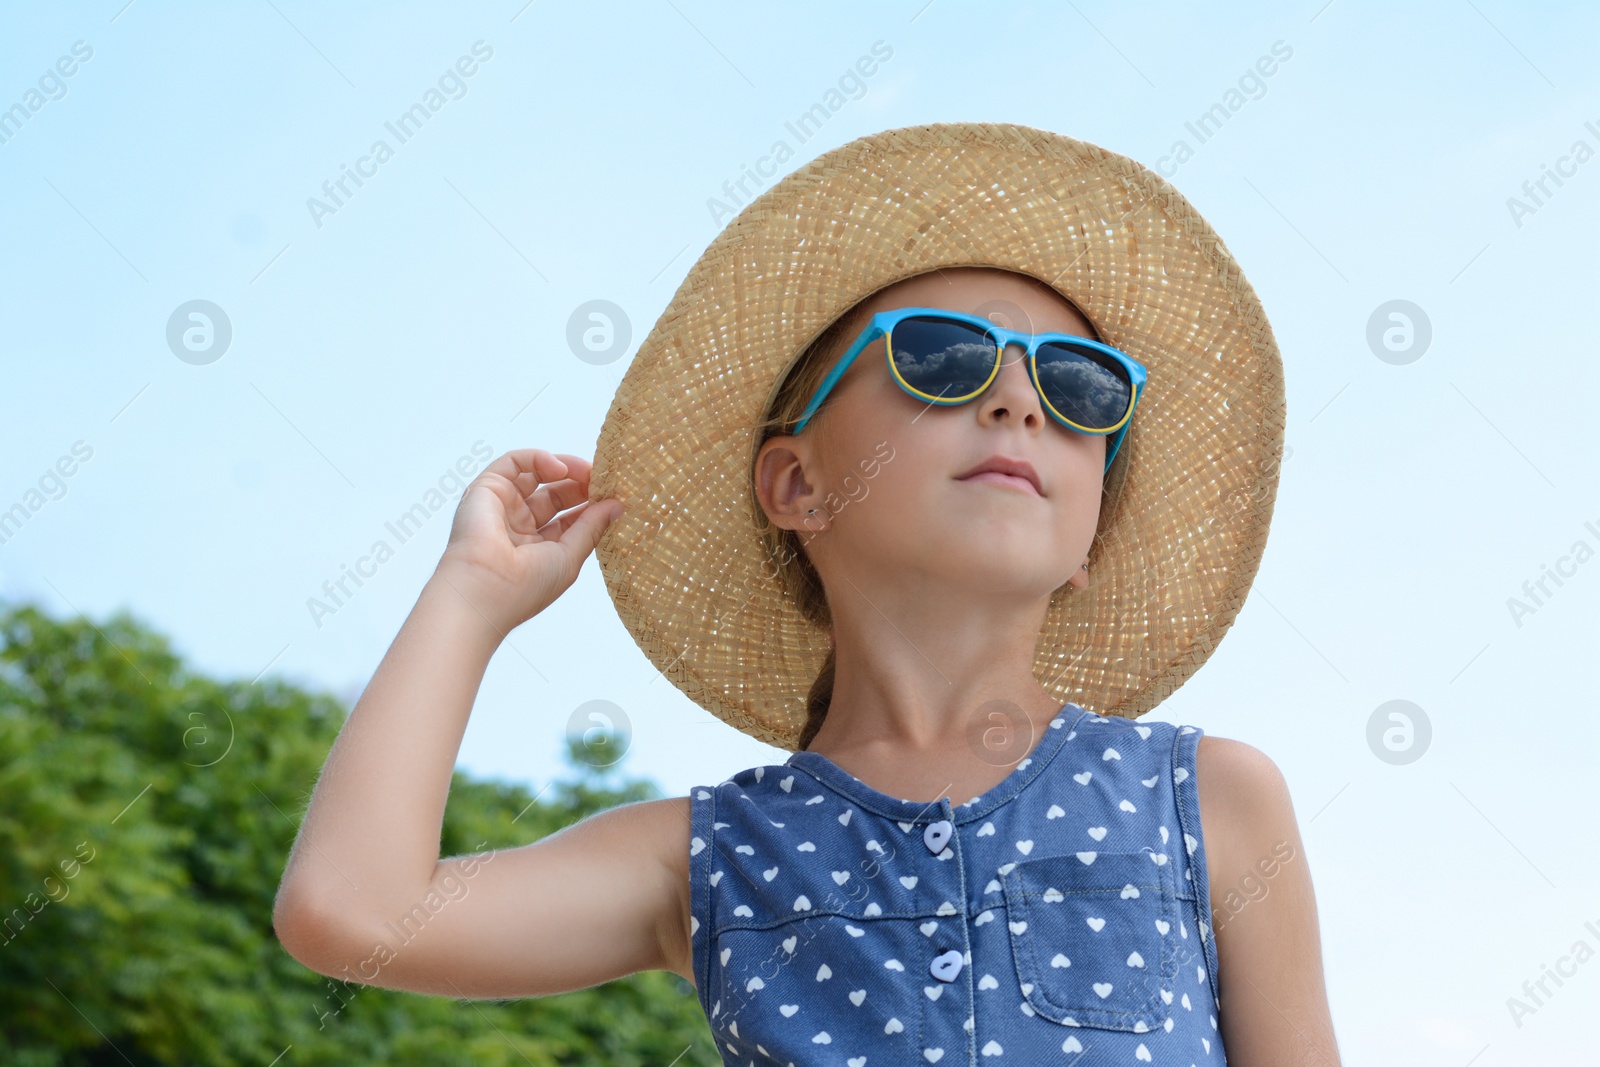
[0,601,715,1066]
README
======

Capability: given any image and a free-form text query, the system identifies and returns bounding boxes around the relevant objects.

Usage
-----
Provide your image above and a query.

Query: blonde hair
[750,294,876,750]
[749,275,1116,752]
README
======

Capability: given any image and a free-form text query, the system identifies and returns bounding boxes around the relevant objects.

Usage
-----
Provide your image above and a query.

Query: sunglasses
[792,306,1148,471]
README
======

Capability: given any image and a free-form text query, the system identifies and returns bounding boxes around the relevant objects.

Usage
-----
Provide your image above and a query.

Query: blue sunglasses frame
[792,306,1148,471]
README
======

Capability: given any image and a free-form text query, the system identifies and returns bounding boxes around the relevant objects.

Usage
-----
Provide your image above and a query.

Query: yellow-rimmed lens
[1033,340,1134,432]
[885,315,1000,403]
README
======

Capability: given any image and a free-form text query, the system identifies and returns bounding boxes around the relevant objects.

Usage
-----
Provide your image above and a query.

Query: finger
[548,453,595,492]
[554,495,624,563]
[523,478,593,532]
[496,477,588,541]
[534,498,586,541]
[508,453,591,498]
[538,493,624,542]
[481,449,568,490]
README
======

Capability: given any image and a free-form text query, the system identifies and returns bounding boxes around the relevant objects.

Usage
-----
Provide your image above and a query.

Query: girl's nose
[981,341,1046,424]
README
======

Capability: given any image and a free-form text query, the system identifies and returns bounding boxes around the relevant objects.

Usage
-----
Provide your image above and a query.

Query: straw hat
[589,121,1285,752]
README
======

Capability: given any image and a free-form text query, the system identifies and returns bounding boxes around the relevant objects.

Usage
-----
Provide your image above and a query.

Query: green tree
[0,600,715,1066]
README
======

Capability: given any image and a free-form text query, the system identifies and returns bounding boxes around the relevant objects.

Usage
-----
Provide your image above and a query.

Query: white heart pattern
[692,715,1219,1055]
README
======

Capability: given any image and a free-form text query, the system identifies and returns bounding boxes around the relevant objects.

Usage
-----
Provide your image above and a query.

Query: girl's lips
[959,471,1042,496]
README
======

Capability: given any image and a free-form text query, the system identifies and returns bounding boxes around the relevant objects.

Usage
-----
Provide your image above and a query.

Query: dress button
[930,948,963,982]
[924,819,953,854]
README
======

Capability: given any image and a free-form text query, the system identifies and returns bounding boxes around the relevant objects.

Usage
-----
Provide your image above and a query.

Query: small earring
[1081,561,1090,571]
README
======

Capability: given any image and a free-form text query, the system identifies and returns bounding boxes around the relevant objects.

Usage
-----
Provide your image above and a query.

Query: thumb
[560,498,624,560]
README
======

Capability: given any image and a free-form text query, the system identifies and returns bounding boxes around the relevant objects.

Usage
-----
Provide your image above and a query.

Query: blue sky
[3,2,1598,1062]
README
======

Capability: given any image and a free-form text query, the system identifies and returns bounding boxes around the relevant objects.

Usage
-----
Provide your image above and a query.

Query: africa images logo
[306,41,494,229]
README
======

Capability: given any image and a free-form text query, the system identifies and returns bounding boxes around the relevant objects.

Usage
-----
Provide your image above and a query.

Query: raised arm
[271,449,693,997]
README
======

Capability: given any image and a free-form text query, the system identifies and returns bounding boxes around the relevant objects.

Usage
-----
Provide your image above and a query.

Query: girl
[274,123,1340,1065]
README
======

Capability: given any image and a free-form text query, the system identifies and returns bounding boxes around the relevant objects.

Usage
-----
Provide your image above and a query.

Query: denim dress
[687,703,1225,1066]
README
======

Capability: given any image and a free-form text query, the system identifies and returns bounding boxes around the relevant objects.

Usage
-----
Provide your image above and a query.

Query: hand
[434,449,625,634]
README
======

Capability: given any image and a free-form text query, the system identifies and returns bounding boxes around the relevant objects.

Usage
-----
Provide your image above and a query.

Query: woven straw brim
[590,122,1285,752]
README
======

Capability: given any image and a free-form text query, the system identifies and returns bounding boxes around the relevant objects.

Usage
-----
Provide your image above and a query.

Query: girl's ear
[755,438,822,532]
[1066,559,1090,590]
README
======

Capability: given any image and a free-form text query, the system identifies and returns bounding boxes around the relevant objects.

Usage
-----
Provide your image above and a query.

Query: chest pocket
[1001,849,1178,1033]
[711,913,935,1061]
